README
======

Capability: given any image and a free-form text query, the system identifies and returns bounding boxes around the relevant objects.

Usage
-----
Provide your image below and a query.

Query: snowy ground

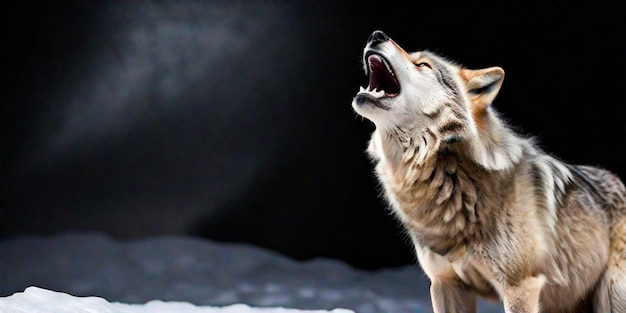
[0,287,353,313]
[0,287,359,313]
[0,233,503,313]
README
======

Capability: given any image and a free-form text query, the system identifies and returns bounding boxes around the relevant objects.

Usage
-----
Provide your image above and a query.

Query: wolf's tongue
[368,55,400,96]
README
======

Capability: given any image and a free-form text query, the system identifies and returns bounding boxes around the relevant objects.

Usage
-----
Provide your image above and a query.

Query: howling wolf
[352,30,626,313]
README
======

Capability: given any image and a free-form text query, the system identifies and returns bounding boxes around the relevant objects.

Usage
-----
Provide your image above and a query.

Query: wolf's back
[574,165,626,311]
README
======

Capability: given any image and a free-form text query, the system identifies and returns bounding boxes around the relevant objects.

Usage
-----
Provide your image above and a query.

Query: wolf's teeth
[359,86,386,98]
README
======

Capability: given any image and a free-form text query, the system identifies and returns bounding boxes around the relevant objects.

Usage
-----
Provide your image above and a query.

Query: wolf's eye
[416,62,432,69]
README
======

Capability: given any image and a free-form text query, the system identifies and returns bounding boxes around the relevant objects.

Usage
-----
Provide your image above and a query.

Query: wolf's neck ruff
[369,125,514,257]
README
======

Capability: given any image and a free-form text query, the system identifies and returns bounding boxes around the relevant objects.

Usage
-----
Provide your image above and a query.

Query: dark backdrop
[2,1,624,270]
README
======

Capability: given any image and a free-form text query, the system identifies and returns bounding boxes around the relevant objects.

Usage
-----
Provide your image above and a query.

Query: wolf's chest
[377,161,485,241]
[416,244,501,299]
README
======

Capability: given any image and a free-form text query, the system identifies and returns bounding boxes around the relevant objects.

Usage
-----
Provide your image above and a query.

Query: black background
[2,1,624,270]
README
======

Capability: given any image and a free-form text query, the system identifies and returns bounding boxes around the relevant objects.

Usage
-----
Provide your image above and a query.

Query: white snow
[0,287,354,313]
[0,233,504,313]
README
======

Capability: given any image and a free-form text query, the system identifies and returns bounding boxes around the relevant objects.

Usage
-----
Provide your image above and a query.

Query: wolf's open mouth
[366,54,400,97]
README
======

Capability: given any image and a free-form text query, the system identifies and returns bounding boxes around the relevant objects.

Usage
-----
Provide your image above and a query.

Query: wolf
[351,30,626,313]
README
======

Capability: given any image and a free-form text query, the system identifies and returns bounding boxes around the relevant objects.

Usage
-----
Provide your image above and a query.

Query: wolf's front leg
[502,275,545,313]
[430,278,477,313]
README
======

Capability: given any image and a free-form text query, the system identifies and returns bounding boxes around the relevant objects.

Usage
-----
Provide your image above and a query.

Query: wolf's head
[352,30,522,171]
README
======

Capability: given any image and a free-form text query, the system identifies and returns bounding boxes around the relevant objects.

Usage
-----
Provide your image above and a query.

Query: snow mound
[0,287,354,313]
[0,233,504,313]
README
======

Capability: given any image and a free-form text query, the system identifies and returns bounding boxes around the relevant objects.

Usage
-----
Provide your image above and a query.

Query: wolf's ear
[460,67,505,112]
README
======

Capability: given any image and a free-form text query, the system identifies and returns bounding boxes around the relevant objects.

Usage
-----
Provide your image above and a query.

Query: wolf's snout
[367,30,389,46]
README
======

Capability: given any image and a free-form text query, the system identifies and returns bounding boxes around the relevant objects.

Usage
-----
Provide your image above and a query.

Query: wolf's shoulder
[569,164,626,202]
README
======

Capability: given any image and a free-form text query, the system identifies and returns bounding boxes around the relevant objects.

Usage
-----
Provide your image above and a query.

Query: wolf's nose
[367,30,390,46]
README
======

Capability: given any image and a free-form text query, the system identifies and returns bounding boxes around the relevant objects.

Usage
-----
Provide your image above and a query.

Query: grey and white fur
[352,30,626,313]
